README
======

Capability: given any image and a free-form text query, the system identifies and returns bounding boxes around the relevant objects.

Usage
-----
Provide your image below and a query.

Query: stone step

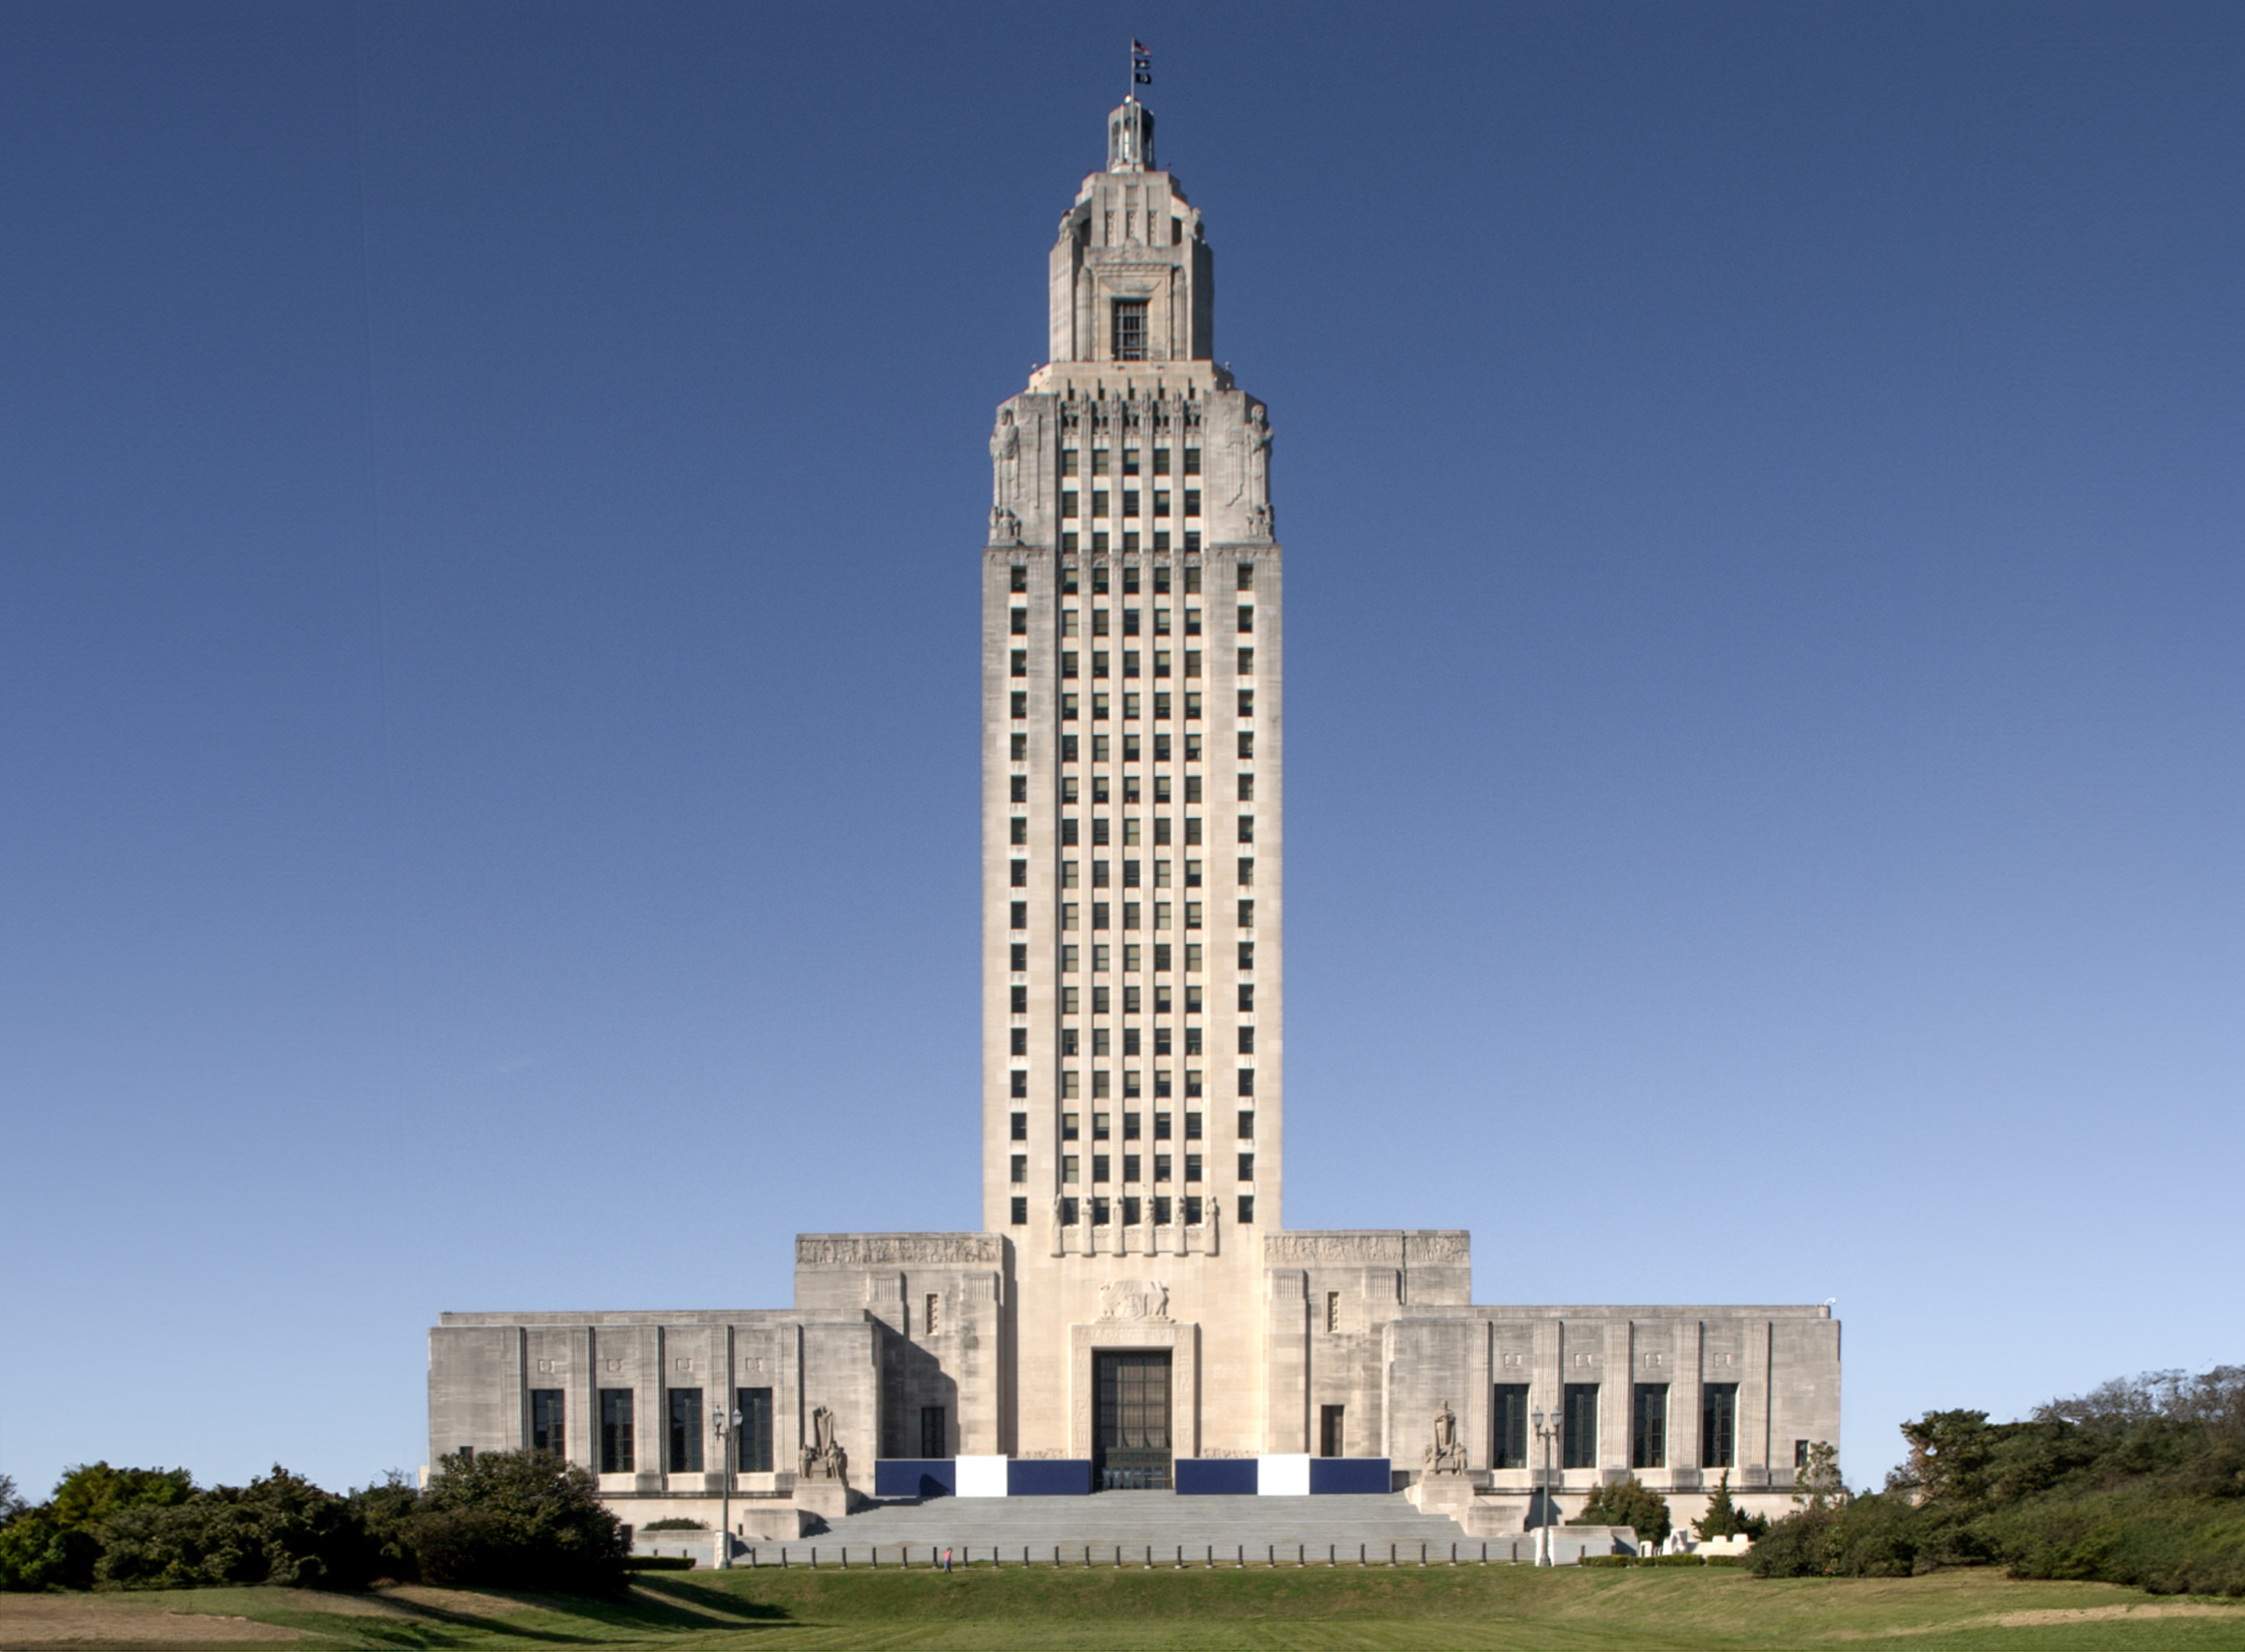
[736,1491,1513,1562]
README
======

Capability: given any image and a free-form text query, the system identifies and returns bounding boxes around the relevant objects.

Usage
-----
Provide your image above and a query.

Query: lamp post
[710,1405,744,1568]
[1531,1408,1561,1566]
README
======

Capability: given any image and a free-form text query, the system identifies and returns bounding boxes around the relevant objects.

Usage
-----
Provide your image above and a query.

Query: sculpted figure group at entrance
[799,1404,848,1482]
[1424,1399,1468,1476]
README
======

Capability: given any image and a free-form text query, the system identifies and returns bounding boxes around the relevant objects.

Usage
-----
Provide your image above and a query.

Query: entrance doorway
[1320,1404,1346,1458]
[1093,1350,1172,1489]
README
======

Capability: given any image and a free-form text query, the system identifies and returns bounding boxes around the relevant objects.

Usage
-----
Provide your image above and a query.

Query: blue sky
[2,1,2239,1498]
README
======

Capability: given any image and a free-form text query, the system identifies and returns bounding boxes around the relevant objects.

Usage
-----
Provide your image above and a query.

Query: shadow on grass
[311,1581,790,1649]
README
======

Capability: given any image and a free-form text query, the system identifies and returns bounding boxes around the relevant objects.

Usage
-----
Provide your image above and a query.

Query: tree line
[0,1450,628,1595]
[1749,1363,2245,1595]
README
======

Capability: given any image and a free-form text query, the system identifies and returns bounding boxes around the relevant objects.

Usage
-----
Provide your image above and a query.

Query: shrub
[345,1473,422,1583]
[1578,1554,1630,1567]
[1569,1475,1672,1545]
[405,1451,628,1596]
[625,1554,696,1570]
[95,1468,377,1591]
[0,1464,195,1592]
[641,1518,707,1531]
[1694,1471,1769,1541]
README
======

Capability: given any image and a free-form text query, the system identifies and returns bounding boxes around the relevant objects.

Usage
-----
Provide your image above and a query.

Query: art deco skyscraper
[983,96,1282,1458]
[428,94,1842,1515]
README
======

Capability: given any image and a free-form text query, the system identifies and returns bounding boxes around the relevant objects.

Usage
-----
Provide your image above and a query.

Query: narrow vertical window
[1112,298,1148,361]
[1702,1383,1739,1469]
[667,1388,704,1473]
[1562,1384,1598,1470]
[1491,1384,1529,1470]
[530,1389,565,1457]
[1633,1384,1668,1470]
[737,1387,774,1472]
[599,1389,635,1474]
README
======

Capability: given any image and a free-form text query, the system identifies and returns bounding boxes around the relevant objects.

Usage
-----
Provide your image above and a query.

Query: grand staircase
[732,1490,1537,1566]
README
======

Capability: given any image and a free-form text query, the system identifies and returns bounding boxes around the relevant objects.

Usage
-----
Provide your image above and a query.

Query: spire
[1108,97,1154,173]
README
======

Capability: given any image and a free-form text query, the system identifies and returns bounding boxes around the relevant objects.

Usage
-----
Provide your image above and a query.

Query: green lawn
[9,1565,2243,1651]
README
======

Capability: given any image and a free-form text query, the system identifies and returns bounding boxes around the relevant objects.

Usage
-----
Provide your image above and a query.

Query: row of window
[1022,1028,1257,1058]
[1061,531,1199,554]
[1011,1108,1254,1141]
[1013,690,1254,722]
[1016,1070,1214,1099]
[1006,561,1253,595]
[1014,858,1255,889]
[1011,615,1252,647]
[1009,773,1248,812]
[1010,982,1255,1015]
[1058,447,1201,478]
[528,1386,777,1476]
[1035,657,1246,689]
[1019,1194,1253,1227]
[1012,862,1253,899]
[1054,811,1237,845]
[1002,941,1258,981]
[1486,1383,1743,1472]
[1060,489,1197,520]
[1037,1151,1256,1184]
[1022,899,1258,932]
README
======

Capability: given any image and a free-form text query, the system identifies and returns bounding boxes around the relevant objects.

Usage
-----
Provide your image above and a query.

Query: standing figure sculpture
[990,408,1021,507]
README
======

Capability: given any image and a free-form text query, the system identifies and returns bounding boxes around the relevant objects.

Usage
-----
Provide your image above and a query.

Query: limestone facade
[425,97,1841,1531]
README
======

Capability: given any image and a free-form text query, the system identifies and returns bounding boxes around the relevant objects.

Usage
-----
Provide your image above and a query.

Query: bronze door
[1094,1350,1172,1489]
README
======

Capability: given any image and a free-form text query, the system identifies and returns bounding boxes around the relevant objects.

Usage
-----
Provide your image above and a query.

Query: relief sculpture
[1098,1278,1169,1321]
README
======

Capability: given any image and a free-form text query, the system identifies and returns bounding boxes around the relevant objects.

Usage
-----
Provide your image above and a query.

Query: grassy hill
[5,1565,2242,1651]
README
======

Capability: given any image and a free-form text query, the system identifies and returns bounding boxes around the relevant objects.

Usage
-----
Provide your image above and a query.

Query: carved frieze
[1262,1232,1404,1265]
[796,1234,1003,1266]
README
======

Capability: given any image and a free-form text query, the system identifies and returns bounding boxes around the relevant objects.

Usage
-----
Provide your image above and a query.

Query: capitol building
[428,93,1840,1541]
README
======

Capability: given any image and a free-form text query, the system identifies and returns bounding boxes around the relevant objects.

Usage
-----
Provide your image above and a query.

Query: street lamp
[710,1406,744,1568]
[1531,1408,1561,1566]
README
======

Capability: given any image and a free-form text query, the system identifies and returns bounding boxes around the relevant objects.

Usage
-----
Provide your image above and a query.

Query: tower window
[1112,298,1149,361]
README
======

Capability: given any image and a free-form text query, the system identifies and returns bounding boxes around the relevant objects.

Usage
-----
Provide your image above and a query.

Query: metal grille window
[667,1388,703,1473]
[599,1389,634,1474]
[1562,1383,1599,1470]
[1633,1383,1668,1469]
[1112,298,1148,361]
[1703,1383,1739,1469]
[737,1387,774,1472]
[531,1389,564,1456]
[1491,1384,1529,1469]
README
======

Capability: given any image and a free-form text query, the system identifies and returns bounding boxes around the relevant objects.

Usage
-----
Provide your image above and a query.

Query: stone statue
[1423,1399,1468,1476]
[990,408,1021,508]
[990,506,1021,543]
[799,1404,848,1482]
[1246,402,1271,506]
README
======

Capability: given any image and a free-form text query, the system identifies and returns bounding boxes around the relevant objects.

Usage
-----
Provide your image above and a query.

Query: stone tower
[983,95,1281,1461]
[426,95,1841,1531]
